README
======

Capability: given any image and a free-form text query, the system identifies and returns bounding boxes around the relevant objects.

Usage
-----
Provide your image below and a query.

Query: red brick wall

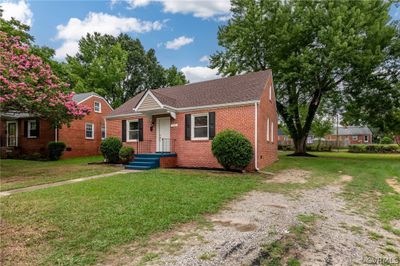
[107,105,260,171]
[257,78,278,169]
[0,118,54,155]
[160,156,177,168]
[325,134,373,145]
[59,96,113,158]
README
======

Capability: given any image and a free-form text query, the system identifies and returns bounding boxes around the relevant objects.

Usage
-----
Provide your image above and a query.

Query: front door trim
[156,117,170,152]
[6,121,18,147]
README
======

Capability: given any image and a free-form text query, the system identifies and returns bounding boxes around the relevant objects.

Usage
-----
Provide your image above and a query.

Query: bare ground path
[101,179,400,266]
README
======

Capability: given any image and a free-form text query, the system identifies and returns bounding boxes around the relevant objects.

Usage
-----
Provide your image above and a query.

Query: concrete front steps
[125,153,176,170]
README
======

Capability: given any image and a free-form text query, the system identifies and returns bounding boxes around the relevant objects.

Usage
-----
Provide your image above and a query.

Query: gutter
[254,102,259,171]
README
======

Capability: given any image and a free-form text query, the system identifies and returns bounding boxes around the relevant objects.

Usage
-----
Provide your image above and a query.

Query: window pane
[86,124,93,138]
[129,130,138,140]
[194,116,207,127]
[30,121,36,130]
[194,127,207,138]
[129,121,138,130]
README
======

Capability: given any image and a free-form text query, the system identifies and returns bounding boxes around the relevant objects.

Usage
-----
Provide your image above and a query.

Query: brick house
[106,70,278,171]
[0,92,112,159]
[325,126,373,146]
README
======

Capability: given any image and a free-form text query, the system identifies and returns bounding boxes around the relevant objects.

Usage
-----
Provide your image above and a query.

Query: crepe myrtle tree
[210,0,399,155]
[0,32,90,126]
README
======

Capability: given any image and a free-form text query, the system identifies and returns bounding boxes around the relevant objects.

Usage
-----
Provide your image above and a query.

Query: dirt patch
[99,184,400,266]
[386,178,400,193]
[0,220,52,265]
[390,220,400,229]
[264,169,311,184]
[340,175,353,182]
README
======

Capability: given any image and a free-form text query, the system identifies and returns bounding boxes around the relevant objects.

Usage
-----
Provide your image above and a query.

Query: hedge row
[348,144,399,153]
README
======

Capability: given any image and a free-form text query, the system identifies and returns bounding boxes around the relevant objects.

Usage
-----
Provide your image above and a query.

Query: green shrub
[211,129,253,171]
[100,137,123,163]
[380,136,393,144]
[47,142,66,161]
[119,146,135,163]
[348,144,399,153]
[306,143,333,152]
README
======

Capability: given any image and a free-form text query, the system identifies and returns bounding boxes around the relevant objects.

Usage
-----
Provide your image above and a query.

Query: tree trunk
[289,135,316,157]
[293,136,307,155]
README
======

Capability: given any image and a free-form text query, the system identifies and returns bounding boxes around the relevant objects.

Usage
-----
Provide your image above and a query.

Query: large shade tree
[0,32,90,126]
[210,0,399,155]
[67,33,188,108]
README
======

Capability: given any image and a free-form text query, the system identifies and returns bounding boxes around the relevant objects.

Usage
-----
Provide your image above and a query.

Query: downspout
[254,102,259,171]
[55,126,58,142]
[104,118,107,138]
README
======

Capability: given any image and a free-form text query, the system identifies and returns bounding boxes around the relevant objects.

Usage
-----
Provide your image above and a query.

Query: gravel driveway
[101,171,400,266]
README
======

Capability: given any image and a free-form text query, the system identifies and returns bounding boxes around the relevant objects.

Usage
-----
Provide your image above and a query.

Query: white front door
[6,121,18,147]
[156,117,170,152]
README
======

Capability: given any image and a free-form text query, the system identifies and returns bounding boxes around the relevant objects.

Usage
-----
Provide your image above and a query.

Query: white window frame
[352,135,358,140]
[267,117,270,142]
[364,135,368,142]
[271,122,274,143]
[94,101,102,113]
[269,85,272,101]
[101,124,106,140]
[191,113,209,140]
[85,123,94,140]
[127,120,139,142]
[27,120,38,138]
[6,121,18,147]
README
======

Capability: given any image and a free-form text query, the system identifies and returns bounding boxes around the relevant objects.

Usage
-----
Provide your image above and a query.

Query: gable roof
[333,126,372,136]
[72,92,101,103]
[109,70,271,117]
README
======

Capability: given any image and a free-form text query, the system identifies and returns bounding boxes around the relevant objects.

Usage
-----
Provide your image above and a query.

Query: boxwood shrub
[119,146,135,164]
[211,129,253,171]
[47,141,66,161]
[348,144,399,153]
[100,137,123,163]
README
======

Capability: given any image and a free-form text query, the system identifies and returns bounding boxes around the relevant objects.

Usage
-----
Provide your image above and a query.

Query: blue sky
[1,0,399,82]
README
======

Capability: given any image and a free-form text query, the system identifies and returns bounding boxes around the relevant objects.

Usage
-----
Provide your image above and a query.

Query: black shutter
[185,114,191,140]
[24,120,28,137]
[138,118,143,141]
[121,120,126,142]
[209,112,215,140]
[36,119,40,138]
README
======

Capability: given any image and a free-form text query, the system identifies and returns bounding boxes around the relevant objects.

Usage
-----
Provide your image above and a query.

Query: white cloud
[117,0,230,19]
[199,55,209,63]
[54,12,163,59]
[181,66,220,83]
[0,0,33,26]
[165,36,193,50]
[161,0,230,19]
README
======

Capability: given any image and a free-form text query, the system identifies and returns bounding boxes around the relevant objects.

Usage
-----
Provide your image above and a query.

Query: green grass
[0,169,259,265]
[266,152,400,235]
[0,156,122,191]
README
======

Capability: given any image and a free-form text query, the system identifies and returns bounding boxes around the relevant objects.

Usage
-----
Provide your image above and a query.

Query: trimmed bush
[47,141,66,161]
[348,144,399,153]
[306,144,333,152]
[100,137,123,163]
[380,136,393,144]
[119,146,135,163]
[211,129,253,171]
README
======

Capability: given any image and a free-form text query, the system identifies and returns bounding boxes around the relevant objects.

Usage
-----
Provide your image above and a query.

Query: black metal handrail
[160,138,175,153]
[134,140,152,154]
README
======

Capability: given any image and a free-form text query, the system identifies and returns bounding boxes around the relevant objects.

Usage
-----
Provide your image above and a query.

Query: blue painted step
[125,153,177,170]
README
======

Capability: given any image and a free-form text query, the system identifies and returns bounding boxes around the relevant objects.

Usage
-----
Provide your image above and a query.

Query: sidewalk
[0,169,140,197]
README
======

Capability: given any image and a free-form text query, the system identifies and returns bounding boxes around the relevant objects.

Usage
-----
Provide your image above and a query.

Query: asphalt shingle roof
[109,70,271,117]
[334,126,372,136]
[72,92,101,103]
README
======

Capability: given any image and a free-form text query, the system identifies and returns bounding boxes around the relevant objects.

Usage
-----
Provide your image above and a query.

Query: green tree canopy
[66,33,188,108]
[210,0,399,155]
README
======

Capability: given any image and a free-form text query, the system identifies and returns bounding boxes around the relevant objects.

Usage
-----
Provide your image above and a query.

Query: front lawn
[0,156,122,191]
[0,169,259,265]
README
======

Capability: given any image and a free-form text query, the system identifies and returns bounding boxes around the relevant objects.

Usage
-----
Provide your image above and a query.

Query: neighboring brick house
[106,70,278,171]
[325,126,373,146]
[0,92,112,159]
